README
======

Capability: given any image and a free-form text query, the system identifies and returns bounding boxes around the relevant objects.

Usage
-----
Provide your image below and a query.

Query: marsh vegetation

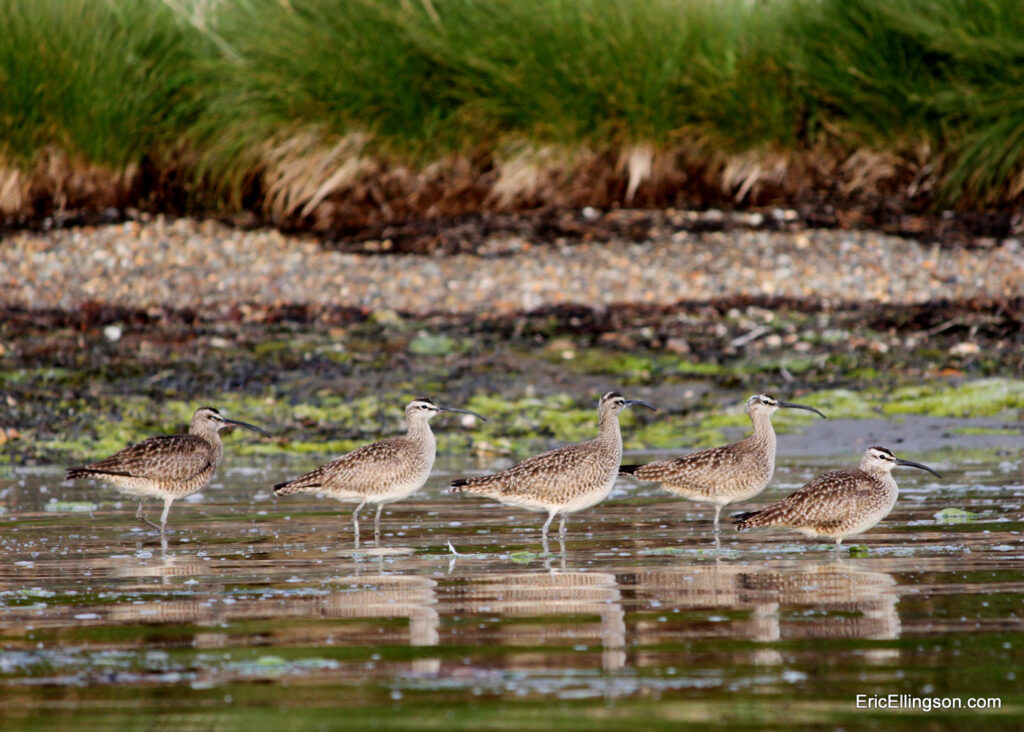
[3,0,1024,231]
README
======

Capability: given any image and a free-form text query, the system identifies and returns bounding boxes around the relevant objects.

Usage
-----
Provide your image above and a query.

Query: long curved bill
[777,400,827,419]
[224,418,271,437]
[626,399,657,411]
[438,406,488,422]
[896,457,942,478]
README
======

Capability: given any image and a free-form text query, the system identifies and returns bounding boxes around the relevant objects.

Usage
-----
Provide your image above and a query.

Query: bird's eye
[421,404,430,409]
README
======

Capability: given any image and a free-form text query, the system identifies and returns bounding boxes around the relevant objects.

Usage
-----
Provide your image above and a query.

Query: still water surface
[1,433,1022,729]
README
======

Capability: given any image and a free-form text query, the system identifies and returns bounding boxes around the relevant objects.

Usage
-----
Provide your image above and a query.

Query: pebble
[2,218,1023,313]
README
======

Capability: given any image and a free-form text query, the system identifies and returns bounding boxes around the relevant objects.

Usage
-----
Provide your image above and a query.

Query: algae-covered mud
[2,296,1023,463]
[1,442,1022,729]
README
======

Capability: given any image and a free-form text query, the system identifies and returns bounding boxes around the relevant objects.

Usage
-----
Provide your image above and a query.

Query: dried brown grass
[0,134,961,235]
[0,148,137,220]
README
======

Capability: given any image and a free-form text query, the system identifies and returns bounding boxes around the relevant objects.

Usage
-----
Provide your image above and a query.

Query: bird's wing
[457,441,602,498]
[277,437,415,493]
[754,469,878,528]
[82,434,213,482]
[633,444,745,493]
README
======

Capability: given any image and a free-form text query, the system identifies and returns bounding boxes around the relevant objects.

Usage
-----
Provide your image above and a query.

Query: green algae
[798,380,1024,421]
[408,333,464,356]
[883,379,1024,418]
[508,550,542,563]
[935,507,983,523]
[43,500,97,513]
[29,377,1024,462]
[951,426,1021,436]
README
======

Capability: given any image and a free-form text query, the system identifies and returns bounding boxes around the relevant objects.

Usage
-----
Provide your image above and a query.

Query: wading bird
[620,394,826,534]
[274,398,485,548]
[66,406,269,534]
[450,391,655,553]
[734,446,942,546]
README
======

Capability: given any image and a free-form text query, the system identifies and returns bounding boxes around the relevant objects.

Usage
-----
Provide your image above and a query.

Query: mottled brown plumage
[622,394,825,532]
[65,407,268,533]
[450,392,655,551]
[735,446,942,545]
[274,398,484,548]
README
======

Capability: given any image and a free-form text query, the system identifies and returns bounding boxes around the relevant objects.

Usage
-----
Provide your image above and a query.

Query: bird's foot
[138,516,162,532]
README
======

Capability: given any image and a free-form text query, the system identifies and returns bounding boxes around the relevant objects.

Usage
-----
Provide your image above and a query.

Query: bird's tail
[273,469,324,496]
[66,466,128,481]
[449,476,496,495]
[733,508,779,529]
[618,464,641,476]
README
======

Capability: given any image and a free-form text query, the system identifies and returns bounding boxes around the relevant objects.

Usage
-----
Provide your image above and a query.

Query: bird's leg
[135,500,161,531]
[159,497,173,535]
[713,504,722,535]
[352,499,366,549]
[558,514,567,541]
[541,511,556,556]
[374,504,383,547]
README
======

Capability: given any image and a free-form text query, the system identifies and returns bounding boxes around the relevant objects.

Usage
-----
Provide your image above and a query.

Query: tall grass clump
[198,0,796,155]
[0,0,206,168]
[189,0,460,205]
[786,0,1024,200]
[193,0,803,210]
[409,0,796,147]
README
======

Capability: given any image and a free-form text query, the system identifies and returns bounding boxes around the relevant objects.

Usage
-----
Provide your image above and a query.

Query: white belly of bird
[680,491,734,507]
[840,510,889,540]
[330,470,430,506]
[555,472,618,515]
[104,475,175,500]
[557,487,613,514]
[373,477,429,504]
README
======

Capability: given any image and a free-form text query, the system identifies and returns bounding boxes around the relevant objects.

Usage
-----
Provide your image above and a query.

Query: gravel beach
[3,217,1022,314]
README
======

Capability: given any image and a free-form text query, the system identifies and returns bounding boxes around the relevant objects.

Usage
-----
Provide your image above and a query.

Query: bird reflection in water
[451,568,627,673]
[320,572,441,676]
[630,559,899,666]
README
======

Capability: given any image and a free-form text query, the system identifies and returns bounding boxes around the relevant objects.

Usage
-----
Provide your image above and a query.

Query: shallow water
[1,429,1023,729]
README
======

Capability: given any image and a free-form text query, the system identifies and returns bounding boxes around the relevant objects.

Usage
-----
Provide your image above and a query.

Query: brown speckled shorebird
[734,446,942,546]
[273,398,485,548]
[449,392,655,552]
[620,394,826,534]
[65,407,269,534]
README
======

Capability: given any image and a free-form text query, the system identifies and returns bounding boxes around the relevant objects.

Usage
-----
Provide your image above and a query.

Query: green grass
[0,0,206,167]
[3,0,1024,209]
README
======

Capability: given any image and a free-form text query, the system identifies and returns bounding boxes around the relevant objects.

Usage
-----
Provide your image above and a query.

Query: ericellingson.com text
[856,695,1001,712]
